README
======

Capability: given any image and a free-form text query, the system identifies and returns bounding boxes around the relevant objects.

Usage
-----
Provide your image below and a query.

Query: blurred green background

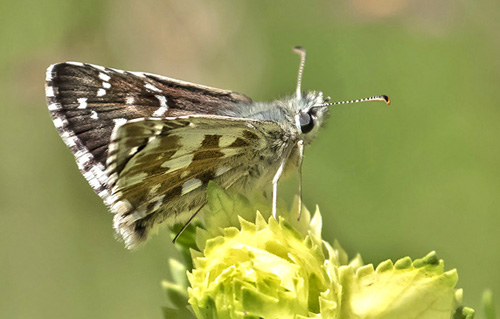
[1,0,499,318]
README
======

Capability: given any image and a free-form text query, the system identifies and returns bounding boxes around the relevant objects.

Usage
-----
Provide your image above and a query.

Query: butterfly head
[290,91,330,145]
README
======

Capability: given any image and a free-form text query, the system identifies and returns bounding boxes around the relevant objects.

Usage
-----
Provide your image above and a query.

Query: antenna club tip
[382,95,391,105]
[293,46,305,54]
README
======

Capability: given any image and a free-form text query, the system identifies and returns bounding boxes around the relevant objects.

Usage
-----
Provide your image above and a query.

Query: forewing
[45,62,253,206]
[106,115,286,248]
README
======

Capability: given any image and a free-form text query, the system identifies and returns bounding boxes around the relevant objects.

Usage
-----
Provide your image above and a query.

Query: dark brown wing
[45,62,253,203]
[46,62,252,166]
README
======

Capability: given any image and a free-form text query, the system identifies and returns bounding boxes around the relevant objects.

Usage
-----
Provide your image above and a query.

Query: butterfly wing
[106,115,289,247]
[45,62,253,209]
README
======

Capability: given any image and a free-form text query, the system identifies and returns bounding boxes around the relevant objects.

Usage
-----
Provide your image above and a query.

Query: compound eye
[299,111,315,134]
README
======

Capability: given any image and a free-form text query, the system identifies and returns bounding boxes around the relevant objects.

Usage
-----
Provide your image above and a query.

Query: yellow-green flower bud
[187,183,343,318]
[171,183,474,319]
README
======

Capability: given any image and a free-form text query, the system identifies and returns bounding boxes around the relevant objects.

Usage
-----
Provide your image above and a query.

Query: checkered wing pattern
[45,62,257,246]
[107,115,285,247]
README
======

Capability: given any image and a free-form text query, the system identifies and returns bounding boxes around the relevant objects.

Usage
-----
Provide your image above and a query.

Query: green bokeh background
[1,1,499,318]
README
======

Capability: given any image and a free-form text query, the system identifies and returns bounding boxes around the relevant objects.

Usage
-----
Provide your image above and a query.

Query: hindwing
[106,115,286,247]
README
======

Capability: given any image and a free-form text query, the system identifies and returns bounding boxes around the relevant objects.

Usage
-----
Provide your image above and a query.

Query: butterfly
[45,46,389,248]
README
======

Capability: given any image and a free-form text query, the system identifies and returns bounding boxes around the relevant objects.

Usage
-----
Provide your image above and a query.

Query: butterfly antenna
[324,95,391,106]
[293,46,307,100]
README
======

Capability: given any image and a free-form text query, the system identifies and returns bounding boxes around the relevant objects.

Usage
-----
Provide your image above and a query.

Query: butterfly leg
[272,159,286,220]
[297,140,304,220]
[172,204,205,243]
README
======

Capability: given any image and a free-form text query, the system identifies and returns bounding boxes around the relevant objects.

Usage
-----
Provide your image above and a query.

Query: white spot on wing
[161,154,193,171]
[145,83,162,93]
[46,64,56,81]
[182,178,202,195]
[90,110,99,119]
[126,95,135,105]
[52,117,65,129]
[48,102,61,111]
[108,143,118,154]
[77,98,88,109]
[75,150,92,169]
[128,146,139,156]
[106,162,117,174]
[86,171,102,189]
[90,164,108,185]
[147,136,157,144]
[104,193,118,207]
[157,95,167,107]
[97,88,106,96]
[45,86,55,97]
[90,64,106,71]
[111,199,133,215]
[215,166,232,177]
[66,61,85,66]
[152,95,168,117]
[60,131,76,148]
[103,82,111,89]
[99,72,111,82]
[98,189,110,199]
